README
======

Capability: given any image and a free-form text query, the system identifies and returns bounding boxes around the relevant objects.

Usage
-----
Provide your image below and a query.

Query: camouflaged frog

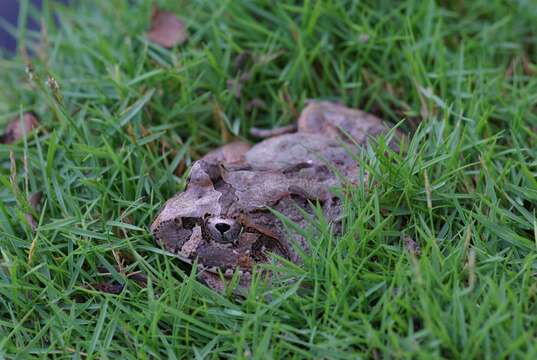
[151,101,399,292]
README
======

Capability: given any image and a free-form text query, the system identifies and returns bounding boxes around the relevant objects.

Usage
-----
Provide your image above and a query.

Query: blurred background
[0,0,67,53]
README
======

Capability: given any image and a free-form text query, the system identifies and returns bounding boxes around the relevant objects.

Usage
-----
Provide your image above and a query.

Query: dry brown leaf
[88,282,125,295]
[128,272,148,287]
[227,72,252,98]
[226,79,242,98]
[1,113,39,144]
[403,236,421,256]
[245,98,266,112]
[87,271,148,295]
[234,51,251,69]
[25,192,43,232]
[147,10,187,48]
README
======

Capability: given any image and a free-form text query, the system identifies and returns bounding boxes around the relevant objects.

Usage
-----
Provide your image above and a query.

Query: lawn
[1,0,537,358]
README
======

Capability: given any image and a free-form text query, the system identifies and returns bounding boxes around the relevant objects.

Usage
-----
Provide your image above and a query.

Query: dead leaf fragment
[227,72,252,98]
[404,236,421,256]
[86,271,148,295]
[1,113,39,144]
[246,98,266,112]
[89,282,125,295]
[233,51,251,70]
[25,191,43,232]
[147,10,187,48]
[128,272,148,287]
[227,79,242,98]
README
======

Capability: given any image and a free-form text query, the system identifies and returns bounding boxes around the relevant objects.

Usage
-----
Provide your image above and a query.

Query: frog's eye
[206,217,242,243]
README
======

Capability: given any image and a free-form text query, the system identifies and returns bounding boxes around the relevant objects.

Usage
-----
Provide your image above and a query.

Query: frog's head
[151,160,289,292]
[151,161,243,251]
[151,161,225,251]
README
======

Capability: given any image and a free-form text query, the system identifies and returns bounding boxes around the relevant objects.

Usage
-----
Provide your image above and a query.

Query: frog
[150,100,400,292]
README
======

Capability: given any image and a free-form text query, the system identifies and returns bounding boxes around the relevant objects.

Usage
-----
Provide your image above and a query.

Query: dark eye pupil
[215,223,231,234]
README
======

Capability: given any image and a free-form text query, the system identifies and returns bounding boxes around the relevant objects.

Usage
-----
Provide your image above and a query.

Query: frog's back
[244,133,358,172]
[298,100,400,149]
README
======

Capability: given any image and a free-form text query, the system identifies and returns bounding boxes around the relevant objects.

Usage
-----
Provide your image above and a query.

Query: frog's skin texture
[151,101,398,292]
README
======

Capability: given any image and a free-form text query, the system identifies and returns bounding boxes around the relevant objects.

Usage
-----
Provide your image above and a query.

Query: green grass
[1,0,537,358]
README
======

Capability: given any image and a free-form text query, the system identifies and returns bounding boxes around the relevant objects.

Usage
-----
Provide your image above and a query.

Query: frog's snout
[206,217,241,243]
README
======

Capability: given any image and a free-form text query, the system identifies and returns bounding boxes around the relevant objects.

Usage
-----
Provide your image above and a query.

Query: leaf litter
[147,9,188,48]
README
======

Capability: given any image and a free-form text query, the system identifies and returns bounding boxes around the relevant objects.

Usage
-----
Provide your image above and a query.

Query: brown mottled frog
[151,101,399,292]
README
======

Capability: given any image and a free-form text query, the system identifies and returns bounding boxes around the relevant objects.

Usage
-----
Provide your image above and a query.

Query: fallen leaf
[233,51,251,70]
[25,192,43,232]
[0,113,39,144]
[506,55,536,78]
[87,270,148,295]
[245,98,266,112]
[147,10,187,48]
[404,236,421,256]
[239,72,252,82]
[89,282,125,295]
[227,72,252,98]
[128,272,148,287]
[227,79,242,98]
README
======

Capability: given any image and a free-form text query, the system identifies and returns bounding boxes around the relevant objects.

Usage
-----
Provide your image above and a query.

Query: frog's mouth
[193,240,282,294]
[152,205,292,292]
[185,227,288,269]
[163,224,290,292]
